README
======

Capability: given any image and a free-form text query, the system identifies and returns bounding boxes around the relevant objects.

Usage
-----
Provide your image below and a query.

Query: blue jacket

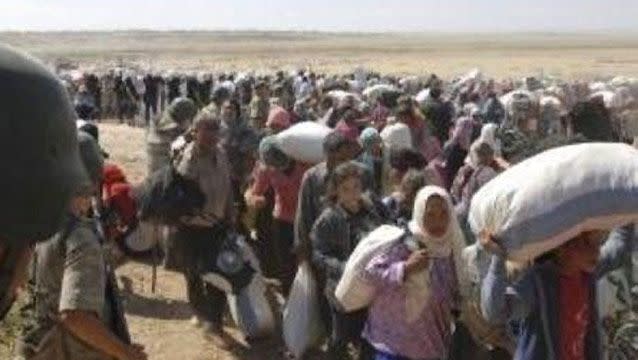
[481,224,635,360]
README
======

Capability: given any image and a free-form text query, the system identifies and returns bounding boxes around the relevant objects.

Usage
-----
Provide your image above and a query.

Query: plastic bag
[227,274,276,340]
[283,262,325,358]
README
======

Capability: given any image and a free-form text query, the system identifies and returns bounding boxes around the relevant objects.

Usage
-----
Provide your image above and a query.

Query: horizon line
[1,28,637,36]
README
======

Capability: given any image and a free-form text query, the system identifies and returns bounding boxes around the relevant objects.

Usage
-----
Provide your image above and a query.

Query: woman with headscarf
[451,141,499,246]
[473,123,502,158]
[442,117,474,189]
[392,96,442,162]
[359,127,384,195]
[362,186,466,360]
[245,136,310,296]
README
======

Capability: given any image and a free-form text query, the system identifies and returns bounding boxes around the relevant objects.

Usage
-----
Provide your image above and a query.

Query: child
[383,169,428,227]
[311,161,383,359]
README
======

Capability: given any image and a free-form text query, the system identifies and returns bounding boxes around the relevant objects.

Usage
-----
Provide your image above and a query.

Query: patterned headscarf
[359,127,381,152]
[450,117,475,151]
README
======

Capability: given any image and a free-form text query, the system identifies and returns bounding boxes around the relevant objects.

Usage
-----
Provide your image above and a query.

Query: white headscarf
[465,123,502,167]
[477,124,501,157]
[403,186,467,322]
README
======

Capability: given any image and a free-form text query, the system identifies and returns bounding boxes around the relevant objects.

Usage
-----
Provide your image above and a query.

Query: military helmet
[0,45,87,244]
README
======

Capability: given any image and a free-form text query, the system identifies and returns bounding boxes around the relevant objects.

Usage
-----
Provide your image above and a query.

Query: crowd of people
[2,44,637,360]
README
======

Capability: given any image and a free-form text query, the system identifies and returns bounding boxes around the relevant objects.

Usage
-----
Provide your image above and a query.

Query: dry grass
[2,31,638,79]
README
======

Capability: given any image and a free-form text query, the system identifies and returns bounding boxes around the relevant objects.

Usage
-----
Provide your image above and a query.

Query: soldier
[219,98,260,212]
[249,80,271,131]
[85,73,102,119]
[201,87,231,119]
[0,45,88,320]
[143,73,159,126]
[146,97,198,175]
[15,132,147,360]
[167,74,182,104]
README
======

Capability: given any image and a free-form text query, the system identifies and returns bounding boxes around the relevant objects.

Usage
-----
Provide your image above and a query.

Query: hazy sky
[2,0,638,32]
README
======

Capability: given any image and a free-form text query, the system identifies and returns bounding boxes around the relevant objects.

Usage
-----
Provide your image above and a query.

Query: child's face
[422,196,450,237]
[558,230,607,273]
[337,176,362,213]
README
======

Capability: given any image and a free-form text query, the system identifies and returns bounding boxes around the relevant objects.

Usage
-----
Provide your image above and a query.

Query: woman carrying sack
[362,186,466,360]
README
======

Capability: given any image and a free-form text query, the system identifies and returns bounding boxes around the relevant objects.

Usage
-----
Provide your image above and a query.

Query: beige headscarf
[404,186,467,322]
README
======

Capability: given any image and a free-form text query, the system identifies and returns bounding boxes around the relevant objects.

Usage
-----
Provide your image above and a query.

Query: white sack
[469,143,638,262]
[380,122,412,150]
[275,121,332,164]
[335,225,405,312]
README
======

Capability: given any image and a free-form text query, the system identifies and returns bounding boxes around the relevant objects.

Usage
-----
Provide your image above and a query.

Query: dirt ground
[3,31,638,79]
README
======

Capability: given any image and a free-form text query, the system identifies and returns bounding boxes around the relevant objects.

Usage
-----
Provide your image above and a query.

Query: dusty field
[2,31,638,79]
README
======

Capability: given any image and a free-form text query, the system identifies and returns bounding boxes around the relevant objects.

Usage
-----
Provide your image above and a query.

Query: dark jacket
[310,202,382,306]
[294,161,377,253]
[481,224,635,360]
[422,97,454,144]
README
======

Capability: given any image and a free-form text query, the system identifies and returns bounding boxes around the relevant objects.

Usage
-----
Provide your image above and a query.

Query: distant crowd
[8,58,638,360]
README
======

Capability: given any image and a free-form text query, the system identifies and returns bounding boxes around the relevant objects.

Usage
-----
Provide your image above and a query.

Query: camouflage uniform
[249,96,270,130]
[16,218,126,360]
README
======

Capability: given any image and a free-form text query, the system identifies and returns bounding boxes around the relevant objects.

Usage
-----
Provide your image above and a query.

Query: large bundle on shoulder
[469,142,638,262]
[363,84,402,105]
[335,225,406,312]
[274,121,332,164]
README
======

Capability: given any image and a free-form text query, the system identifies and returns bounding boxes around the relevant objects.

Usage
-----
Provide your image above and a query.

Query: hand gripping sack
[275,121,332,164]
[335,225,405,312]
[469,143,638,262]
[283,262,325,358]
